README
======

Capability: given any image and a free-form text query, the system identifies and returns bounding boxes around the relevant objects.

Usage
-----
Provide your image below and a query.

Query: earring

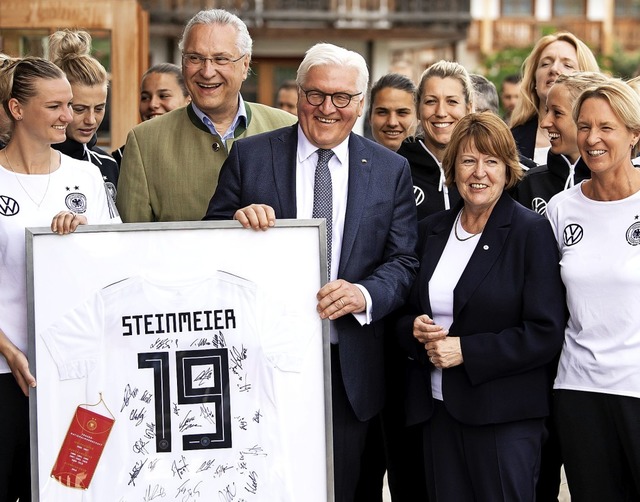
[16,116,22,121]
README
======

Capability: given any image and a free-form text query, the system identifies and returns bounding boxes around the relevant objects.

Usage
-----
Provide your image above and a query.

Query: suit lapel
[270,125,299,218]
[339,134,372,276]
[419,209,459,316]
[453,193,514,318]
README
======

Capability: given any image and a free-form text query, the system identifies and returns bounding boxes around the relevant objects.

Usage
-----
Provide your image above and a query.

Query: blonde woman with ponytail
[49,29,119,199]
[0,57,120,499]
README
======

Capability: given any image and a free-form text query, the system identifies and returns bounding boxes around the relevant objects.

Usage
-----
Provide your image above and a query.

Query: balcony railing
[141,0,471,28]
[615,19,640,51]
[467,18,640,54]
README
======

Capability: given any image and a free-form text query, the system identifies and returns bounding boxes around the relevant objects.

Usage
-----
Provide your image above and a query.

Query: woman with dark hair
[0,56,120,501]
[138,63,191,122]
[368,72,416,152]
[357,71,425,502]
[112,63,191,165]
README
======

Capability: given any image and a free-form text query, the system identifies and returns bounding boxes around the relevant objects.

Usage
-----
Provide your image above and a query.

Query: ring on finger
[429,357,434,364]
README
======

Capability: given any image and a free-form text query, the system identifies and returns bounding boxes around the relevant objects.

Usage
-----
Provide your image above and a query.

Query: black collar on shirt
[546,152,591,183]
[53,134,97,161]
[186,101,251,138]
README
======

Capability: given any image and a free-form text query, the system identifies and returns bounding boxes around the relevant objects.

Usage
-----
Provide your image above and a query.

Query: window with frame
[0,29,112,146]
[501,0,533,16]
[615,0,640,17]
[552,0,585,17]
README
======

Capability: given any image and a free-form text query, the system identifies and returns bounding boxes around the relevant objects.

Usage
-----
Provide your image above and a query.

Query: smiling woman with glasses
[182,53,246,68]
[299,87,362,108]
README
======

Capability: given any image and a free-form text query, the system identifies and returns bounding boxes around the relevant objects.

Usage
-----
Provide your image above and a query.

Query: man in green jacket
[117,9,296,222]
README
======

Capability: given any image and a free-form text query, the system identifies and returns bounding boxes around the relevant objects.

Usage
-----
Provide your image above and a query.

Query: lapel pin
[361,159,367,164]
[483,245,489,250]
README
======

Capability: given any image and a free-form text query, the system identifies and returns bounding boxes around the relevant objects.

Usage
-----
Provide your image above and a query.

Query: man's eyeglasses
[300,87,362,109]
[182,53,245,68]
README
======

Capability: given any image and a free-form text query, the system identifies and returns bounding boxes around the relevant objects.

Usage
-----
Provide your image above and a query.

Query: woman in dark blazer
[397,113,567,502]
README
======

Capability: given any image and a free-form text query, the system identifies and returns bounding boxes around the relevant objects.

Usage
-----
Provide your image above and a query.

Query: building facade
[467,0,640,59]
[142,0,471,105]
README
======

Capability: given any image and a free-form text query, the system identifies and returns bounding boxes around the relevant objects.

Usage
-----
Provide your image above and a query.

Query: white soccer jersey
[0,153,120,374]
[41,272,307,501]
[546,183,640,398]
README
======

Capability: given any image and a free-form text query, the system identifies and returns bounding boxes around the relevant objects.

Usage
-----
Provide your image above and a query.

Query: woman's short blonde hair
[573,78,640,157]
[553,72,610,104]
[443,112,524,191]
[417,60,474,111]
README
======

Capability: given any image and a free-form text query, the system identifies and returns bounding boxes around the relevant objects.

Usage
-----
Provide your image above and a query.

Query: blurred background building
[1,0,639,149]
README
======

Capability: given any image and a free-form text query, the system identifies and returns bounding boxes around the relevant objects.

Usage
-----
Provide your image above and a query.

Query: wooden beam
[0,0,114,29]
[109,0,148,148]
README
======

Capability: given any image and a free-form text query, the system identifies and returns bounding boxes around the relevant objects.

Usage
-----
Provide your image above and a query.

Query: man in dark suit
[204,42,418,502]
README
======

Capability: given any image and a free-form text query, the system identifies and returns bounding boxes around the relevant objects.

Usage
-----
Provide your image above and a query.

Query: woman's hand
[413,315,463,368]
[51,211,88,235]
[426,337,463,369]
[413,314,448,344]
[0,330,36,396]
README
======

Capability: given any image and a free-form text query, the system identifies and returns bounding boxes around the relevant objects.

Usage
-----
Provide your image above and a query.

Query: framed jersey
[26,220,331,502]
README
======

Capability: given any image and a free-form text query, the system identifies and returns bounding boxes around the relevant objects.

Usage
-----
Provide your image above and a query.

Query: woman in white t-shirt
[546,78,640,501]
[0,57,121,500]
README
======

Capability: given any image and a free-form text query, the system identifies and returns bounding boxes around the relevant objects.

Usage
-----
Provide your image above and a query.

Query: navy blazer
[511,116,538,163]
[396,192,566,426]
[205,124,419,421]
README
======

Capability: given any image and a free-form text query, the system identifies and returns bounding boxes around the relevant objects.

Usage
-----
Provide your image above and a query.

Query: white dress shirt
[295,127,372,339]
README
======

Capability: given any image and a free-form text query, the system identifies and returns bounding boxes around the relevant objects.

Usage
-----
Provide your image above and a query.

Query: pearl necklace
[454,209,481,241]
[3,149,52,208]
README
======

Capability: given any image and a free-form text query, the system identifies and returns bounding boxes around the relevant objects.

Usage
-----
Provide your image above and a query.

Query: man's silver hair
[178,9,252,58]
[296,43,369,97]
